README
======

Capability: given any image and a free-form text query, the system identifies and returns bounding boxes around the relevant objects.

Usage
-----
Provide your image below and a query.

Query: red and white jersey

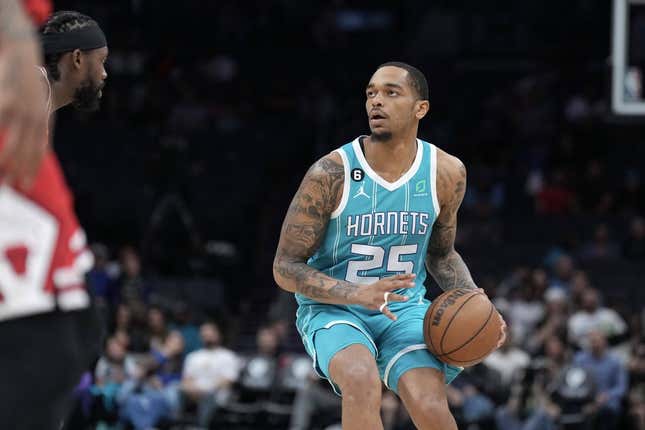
[0,68,93,321]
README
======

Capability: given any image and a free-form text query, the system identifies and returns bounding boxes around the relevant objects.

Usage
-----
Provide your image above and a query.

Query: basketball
[423,289,502,367]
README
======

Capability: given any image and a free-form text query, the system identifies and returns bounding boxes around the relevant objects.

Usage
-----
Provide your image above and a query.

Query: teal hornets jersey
[296,136,440,312]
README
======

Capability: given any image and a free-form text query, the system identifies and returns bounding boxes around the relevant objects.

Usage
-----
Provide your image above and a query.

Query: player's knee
[414,394,451,424]
[333,360,381,401]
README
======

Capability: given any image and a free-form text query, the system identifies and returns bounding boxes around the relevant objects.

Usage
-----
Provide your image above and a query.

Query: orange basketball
[423,288,502,367]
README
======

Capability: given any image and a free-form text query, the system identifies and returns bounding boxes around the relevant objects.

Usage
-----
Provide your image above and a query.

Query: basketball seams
[424,294,446,355]
[443,316,499,365]
[438,291,483,355]
[436,300,494,357]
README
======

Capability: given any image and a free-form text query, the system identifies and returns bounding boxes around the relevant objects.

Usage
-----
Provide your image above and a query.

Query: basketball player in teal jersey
[274,62,506,430]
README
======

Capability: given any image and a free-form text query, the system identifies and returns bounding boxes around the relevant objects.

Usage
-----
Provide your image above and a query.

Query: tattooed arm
[273,152,415,315]
[0,0,49,188]
[425,149,477,291]
[273,152,359,304]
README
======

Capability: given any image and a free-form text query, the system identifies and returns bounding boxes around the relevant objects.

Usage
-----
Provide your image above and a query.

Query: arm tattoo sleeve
[425,222,476,290]
[425,160,477,291]
[273,155,359,304]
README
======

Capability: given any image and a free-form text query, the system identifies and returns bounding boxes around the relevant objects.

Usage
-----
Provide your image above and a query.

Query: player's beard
[72,78,103,112]
[371,130,392,142]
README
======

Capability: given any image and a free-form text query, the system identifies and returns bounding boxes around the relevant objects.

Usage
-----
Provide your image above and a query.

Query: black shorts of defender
[0,307,102,430]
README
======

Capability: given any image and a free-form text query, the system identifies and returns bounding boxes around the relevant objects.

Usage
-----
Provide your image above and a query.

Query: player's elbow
[272,265,284,289]
[272,256,295,293]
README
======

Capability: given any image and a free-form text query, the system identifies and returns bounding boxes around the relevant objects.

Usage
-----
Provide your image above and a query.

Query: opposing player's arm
[0,0,49,189]
[273,152,360,304]
[0,0,32,38]
[425,150,477,291]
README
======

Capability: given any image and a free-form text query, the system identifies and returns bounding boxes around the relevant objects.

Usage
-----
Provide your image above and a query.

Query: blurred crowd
[68,244,311,429]
[62,236,644,430]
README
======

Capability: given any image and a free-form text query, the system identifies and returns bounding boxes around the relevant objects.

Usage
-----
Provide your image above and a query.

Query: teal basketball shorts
[295,299,462,395]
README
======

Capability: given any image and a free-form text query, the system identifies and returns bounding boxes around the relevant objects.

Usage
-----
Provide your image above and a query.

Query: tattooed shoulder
[435,148,467,214]
[303,151,345,215]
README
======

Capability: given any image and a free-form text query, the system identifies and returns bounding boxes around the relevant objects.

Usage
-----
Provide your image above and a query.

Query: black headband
[41,25,107,55]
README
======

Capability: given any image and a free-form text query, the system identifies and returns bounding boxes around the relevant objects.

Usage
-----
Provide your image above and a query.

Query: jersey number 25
[346,244,418,284]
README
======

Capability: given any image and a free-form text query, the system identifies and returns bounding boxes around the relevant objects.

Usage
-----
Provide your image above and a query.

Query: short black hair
[41,11,99,81]
[377,61,429,100]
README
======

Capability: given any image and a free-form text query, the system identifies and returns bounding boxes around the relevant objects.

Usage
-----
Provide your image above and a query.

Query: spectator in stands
[577,223,620,262]
[495,336,570,430]
[530,267,549,297]
[150,330,185,416]
[505,274,545,345]
[495,266,530,299]
[629,337,645,429]
[568,288,628,349]
[541,335,572,383]
[117,356,173,429]
[574,330,629,430]
[113,303,149,353]
[526,288,569,355]
[117,246,147,307]
[95,336,139,387]
[170,302,202,355]
[549,254,575,290]
[289,372,341,430]
[93,336,140,424]
[623,216,645,261]
[535,169,576,214]
[484,329,530,386]
[114,303,131,332]
[181,321,240,427]
[147,306,169,351]
[236,326,282,397]
[569,270,592,311]
[446,375,496,428]
[87,243,118,308]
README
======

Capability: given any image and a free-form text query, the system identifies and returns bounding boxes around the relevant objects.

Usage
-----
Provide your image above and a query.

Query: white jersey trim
[352,137,423,192]
[322,319,379,357]
[330,149,350,219]
[382,343,427,389]
[430,144,440,216]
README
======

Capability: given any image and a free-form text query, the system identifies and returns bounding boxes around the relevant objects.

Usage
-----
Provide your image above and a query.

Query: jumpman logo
[353,184,370,199]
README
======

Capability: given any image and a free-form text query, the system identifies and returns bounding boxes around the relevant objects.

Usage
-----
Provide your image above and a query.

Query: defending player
[0,9,108,428]
[274,62,506,429]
